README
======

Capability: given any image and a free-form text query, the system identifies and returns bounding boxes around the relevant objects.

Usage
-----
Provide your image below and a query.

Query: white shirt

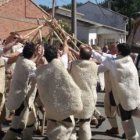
[92,50,117,77]
[12,43,23,53]
[29,54,68,79]
[1,56,8,63]
[0,43,23,64]
[60,53,68,69]
[0,47,4,56]
[28,66,37,79]
[0,47,8,64]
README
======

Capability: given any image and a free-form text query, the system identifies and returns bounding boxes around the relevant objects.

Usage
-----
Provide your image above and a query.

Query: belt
[10,128,23,134]
[49,117,72,123]
[79,118,90,122]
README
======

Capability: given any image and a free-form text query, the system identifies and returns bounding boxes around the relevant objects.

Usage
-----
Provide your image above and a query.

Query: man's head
[23,42,35,59]
[102,45,108,53]
[80,47,92,60]
[108,43,117,55]
[44,44,58,62]
[117,43,131,57]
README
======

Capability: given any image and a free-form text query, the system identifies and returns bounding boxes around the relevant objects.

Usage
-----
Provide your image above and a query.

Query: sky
[34,0,105,7]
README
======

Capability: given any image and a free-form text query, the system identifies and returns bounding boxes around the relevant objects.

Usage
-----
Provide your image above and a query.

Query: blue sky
[34,0,105,7]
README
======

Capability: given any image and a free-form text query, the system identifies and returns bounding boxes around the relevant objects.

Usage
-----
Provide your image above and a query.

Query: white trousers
[104,92,118,128]
[3,103,36,140]
[98,73,105,91]
[46,116,76,140]
[78,120,91,140]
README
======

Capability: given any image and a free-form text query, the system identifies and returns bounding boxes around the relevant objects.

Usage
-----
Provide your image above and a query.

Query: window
[104,39,115,46]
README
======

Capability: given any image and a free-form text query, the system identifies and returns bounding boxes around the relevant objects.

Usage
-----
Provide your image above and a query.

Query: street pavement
[2,92,140,140]
[90,92,140,140]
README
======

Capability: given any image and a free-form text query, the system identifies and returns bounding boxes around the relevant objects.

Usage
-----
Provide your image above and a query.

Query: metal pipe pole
[71,0,77,40]
[52,0,56,19]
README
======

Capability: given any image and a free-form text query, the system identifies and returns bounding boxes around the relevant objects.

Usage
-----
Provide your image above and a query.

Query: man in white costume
[36,40,83,140]
[92,43,140,140]
[70,46,98,140]
[3,42,37,140]
[0,34,23,138]
[99,43,119,135]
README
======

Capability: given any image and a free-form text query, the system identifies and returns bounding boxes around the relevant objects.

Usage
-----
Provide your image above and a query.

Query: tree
[62,2,83,9]
[101,0,140,34]
[39,4,49,11]
[58,20,71,34]
[101,0,140,17]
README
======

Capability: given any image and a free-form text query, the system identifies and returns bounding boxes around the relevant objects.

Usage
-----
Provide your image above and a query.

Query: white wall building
[50,1,128,48]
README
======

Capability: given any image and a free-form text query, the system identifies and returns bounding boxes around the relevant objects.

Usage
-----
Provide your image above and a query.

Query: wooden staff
[53,31,63,44]
[51,19,81,50]
[24,24,44,38]
[31,30,39,42]
[43,16,80,51]
[43,16,66,39]
[65,32,84,45]
[15,26,39,33]
[39,29,43,42]
[41,111,46,136]
[37,19,43,43]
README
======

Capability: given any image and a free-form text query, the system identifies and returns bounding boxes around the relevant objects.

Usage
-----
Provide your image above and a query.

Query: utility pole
[52,0,56,19]
[71,0,77,40]
[108,0,112,10]
[49,0,56,45]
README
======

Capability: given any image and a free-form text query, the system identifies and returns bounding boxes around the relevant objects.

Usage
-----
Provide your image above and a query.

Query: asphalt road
[91,92,140,140]
[2,92,140,140]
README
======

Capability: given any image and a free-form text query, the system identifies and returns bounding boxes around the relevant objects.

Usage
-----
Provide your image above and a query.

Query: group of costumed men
[0,31,140,140]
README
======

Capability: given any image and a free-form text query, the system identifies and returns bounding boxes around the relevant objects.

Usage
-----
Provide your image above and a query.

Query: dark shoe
[90,118,98,126]
[96,116,106,128]
[42,136,49,140]
[33,129,41,135]
[0,130,5,139]
[122,133,126,139]
[105,127,119,135]
[2,119,12,125]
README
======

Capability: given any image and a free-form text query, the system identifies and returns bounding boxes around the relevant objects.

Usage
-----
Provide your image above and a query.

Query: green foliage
[39,4,49,11]
[101,0,140,17]
[58,20,71,34]
[62,2,83,9]
[42,37,49,44]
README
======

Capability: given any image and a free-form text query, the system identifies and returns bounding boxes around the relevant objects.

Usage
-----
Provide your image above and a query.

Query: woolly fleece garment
[70,60,98,119]
[36,59,83,121]
[0,58,5,94]
[111,56,140,111]
[0,58,5,113]
[6,56,36,110]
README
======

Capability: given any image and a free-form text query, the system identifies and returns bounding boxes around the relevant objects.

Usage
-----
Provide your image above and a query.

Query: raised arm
[2,33,24,54]
[68,47,79,59]
[62,37,69,55]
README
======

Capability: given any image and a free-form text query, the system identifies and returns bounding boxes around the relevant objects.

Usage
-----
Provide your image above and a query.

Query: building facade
[0,0,49,39]
[53,1,128,47]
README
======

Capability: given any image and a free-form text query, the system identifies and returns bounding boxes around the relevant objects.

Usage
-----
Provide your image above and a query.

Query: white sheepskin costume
[70,60,98,119]
[6,56,37,110]
[36,59,83,121]
[0,58,5,94]
[111,56,140,111]
[0,58,5,113]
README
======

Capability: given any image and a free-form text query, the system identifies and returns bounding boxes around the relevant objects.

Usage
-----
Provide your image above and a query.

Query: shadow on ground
[92,131,123,140]
[96,101,104,107]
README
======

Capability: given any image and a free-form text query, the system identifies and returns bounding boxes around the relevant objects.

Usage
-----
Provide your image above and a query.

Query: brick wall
[0,0,9,6]
[0,0,50,39]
